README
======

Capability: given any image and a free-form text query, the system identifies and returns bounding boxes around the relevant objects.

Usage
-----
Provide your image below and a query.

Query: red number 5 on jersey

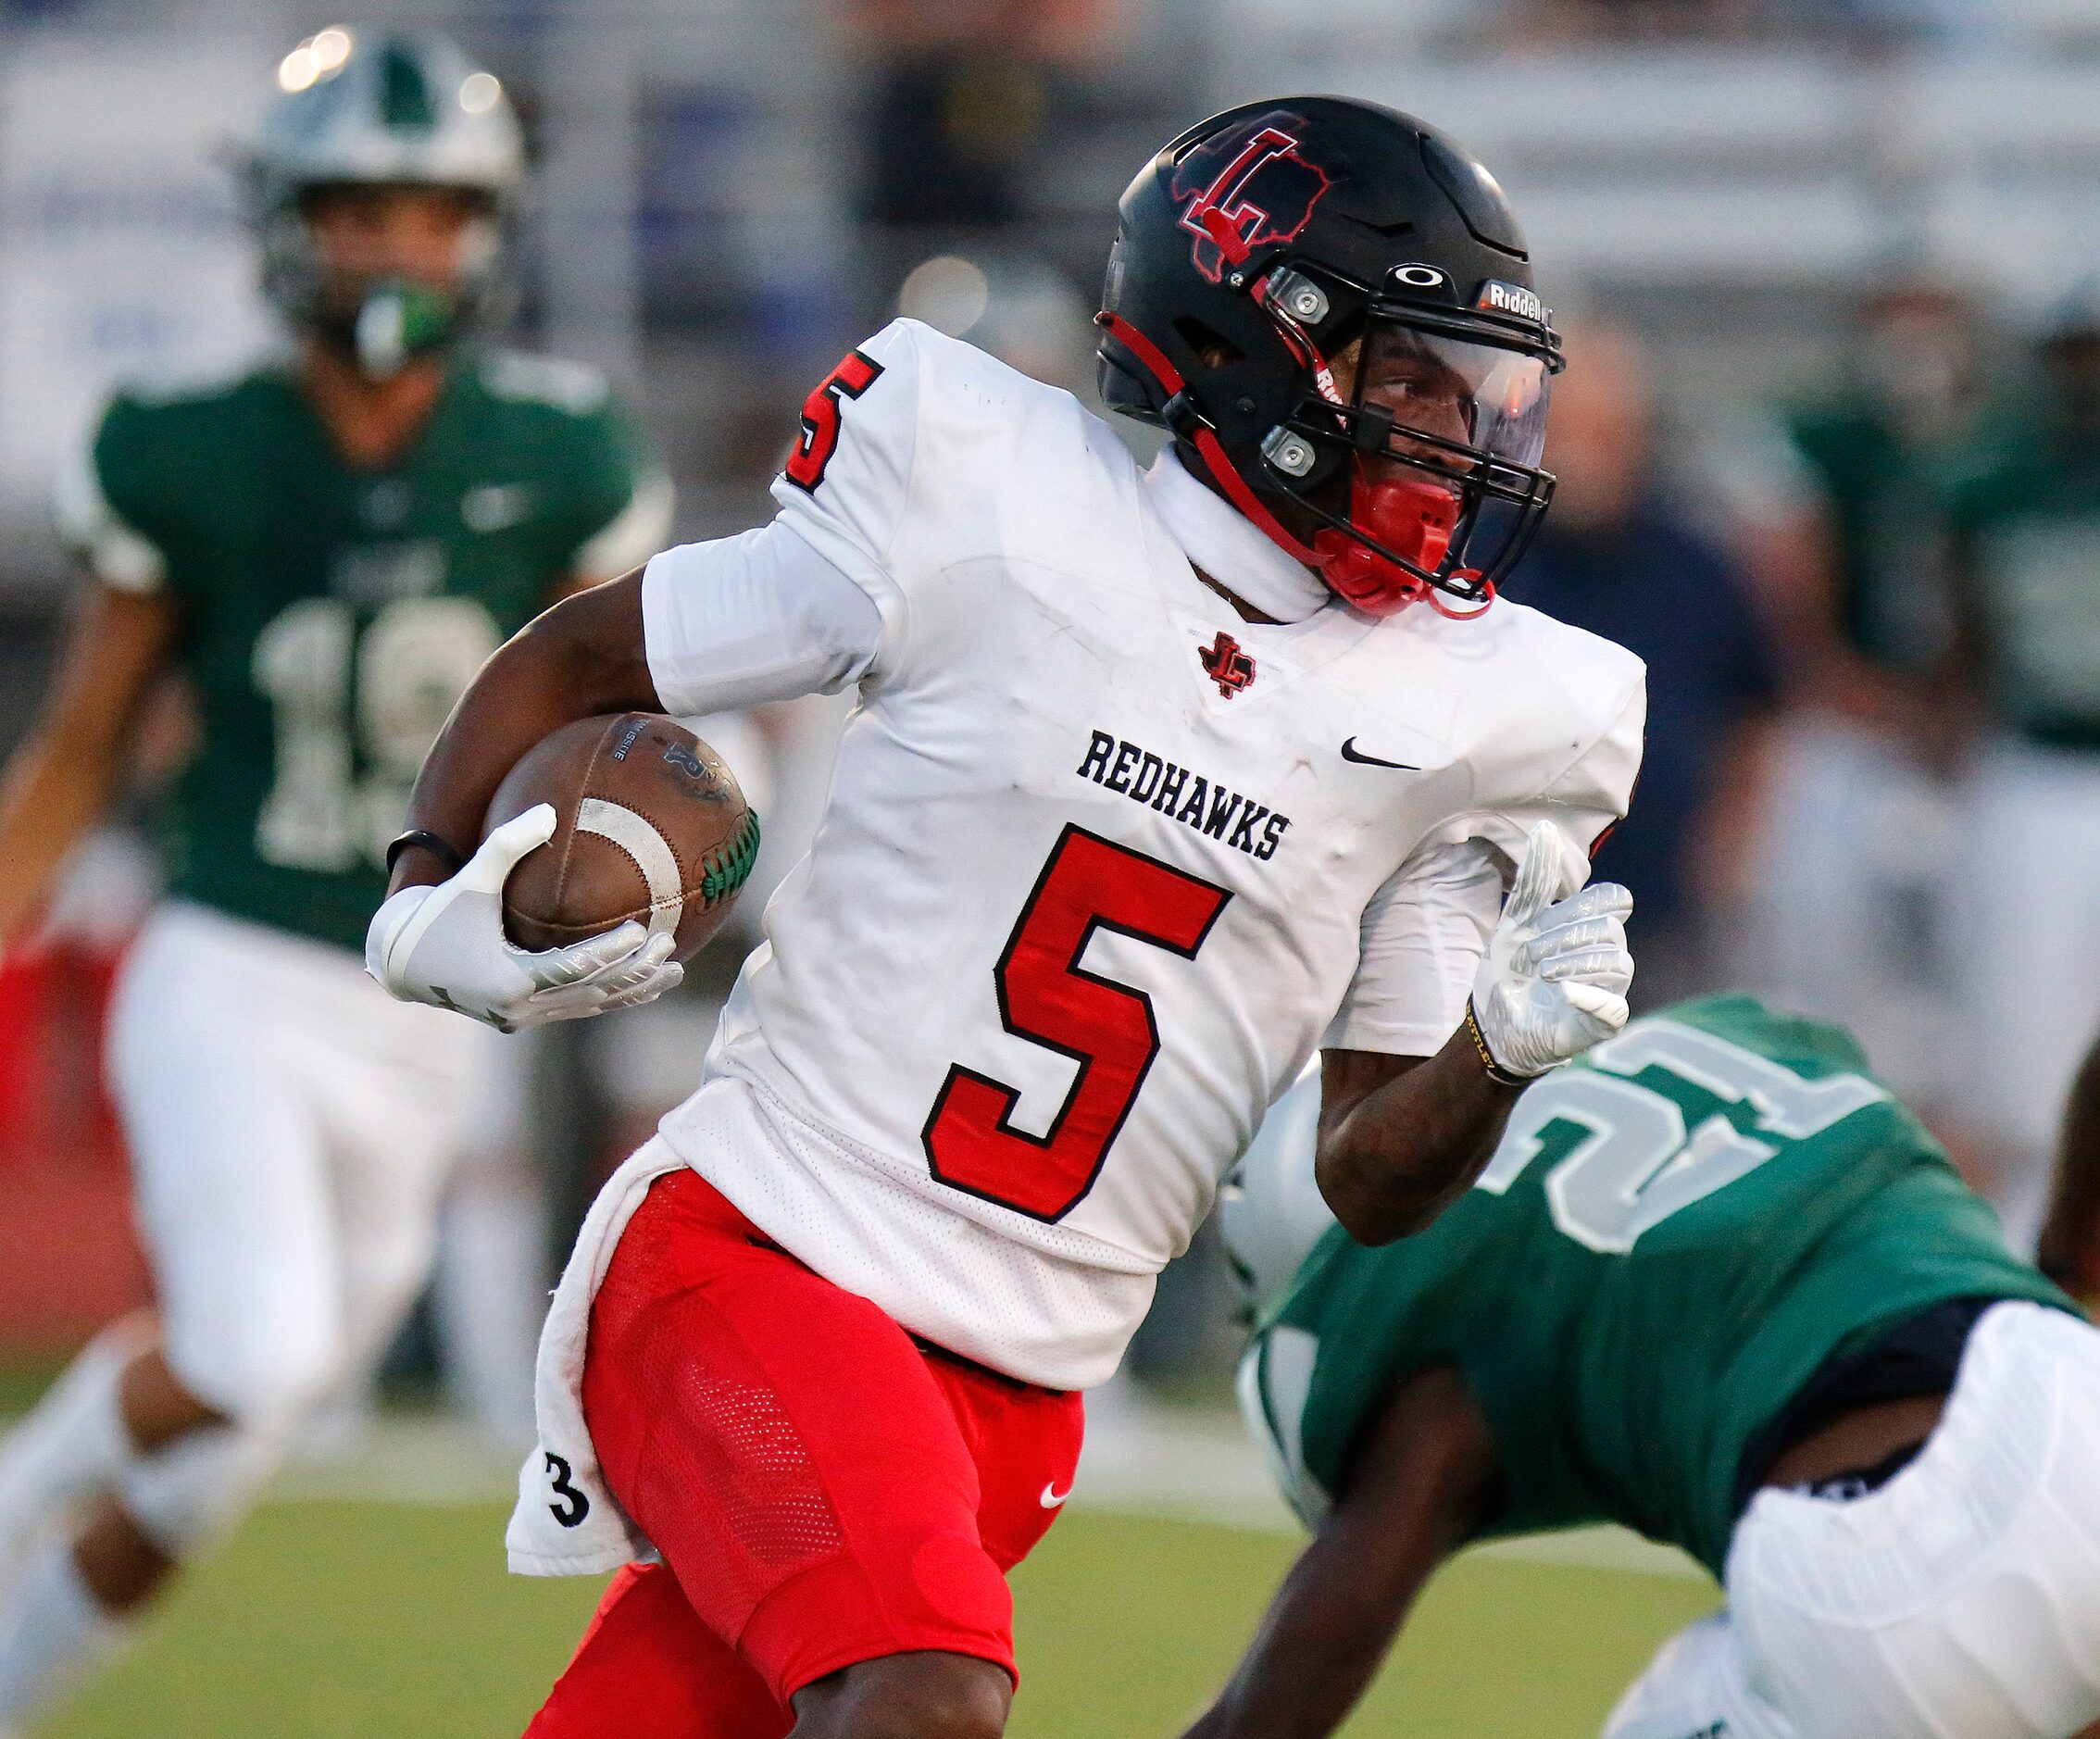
[783,350,883,494]
[923,826,1231,1222]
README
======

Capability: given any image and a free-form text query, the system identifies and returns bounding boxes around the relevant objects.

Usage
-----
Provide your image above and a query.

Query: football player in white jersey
[367,97,1647,1737]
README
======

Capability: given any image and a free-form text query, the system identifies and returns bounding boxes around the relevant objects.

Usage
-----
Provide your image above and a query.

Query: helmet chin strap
[1095,311,1321,564]
[1094,310,1494,619]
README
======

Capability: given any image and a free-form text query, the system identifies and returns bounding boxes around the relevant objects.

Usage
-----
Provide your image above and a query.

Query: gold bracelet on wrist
[1464,998,1531,1089]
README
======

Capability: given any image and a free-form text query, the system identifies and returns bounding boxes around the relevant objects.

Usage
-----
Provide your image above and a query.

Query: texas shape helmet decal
[1170,111,1335,284]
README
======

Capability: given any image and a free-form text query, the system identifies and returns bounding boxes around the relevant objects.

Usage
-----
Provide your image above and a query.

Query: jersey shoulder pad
[769,318,1130,591]
[1473,594,1647,711]
[91,360,289,477]
[102,345,281,414]
[1626,992,1879,1082]
[477,349,613,417]
[898,319,1113,505]
[94,359,285,457]
[1369,594,1645,754]
[468,350,666,577]
[54,409,161,593]
[1498,601,1647,824]
[56,363,280,592]
[1395,598,1647,876]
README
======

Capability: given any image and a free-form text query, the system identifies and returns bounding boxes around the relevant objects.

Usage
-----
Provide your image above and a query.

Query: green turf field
[40,1497,1717,1737]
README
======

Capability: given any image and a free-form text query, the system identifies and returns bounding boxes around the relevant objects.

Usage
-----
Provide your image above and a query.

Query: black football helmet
[1096,96,1562,616]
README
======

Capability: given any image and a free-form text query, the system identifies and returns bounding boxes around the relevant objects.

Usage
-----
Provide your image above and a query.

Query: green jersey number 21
[1475,1021,1888,1253]
[252,595,500,873]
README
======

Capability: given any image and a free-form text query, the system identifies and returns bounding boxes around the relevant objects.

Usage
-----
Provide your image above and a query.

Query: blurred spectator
[856,57,1050,235]
[1943,294,2100,1245]
[1490,0,1768,44]
[1486,0,1941,44]
[1744,284,1985,1110]
[839,0,1130,321]
[841,0,1122,58]
[894,250,1094,392]
[1500,324,1780,1009]
[1792,285,1981,696]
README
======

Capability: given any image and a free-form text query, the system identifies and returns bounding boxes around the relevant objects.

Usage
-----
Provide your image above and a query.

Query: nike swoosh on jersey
[462,482,536,532]
[1039,1481,1073,1508]
[1340,737,1419,769]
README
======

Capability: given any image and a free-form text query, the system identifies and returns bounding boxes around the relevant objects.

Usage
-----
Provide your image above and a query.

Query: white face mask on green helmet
[244,27,525,380]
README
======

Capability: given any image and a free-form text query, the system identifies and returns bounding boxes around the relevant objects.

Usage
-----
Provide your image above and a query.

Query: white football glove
[1469,820,1634,1080]
[365,804,682,1033]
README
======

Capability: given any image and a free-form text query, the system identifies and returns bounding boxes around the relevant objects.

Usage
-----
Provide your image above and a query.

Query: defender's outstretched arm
[0,586,176,948]
[1181,1366,1500,1739]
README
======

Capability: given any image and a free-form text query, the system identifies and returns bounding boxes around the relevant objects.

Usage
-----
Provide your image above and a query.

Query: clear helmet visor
[1275,313,1557,613]
[1351,320,1552,473]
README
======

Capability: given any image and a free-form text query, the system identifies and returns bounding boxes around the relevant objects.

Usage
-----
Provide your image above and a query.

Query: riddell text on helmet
[1076,730,1293,860]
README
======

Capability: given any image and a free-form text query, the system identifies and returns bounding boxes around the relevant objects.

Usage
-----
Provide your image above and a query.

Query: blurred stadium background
[3,0,2099,1731]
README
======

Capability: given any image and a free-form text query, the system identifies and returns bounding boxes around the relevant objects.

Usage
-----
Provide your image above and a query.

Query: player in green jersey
[1194,995,2100,1739]
[1756,285,1981,1107]
[0,31,671,1733]
[1944,295,2100,1249]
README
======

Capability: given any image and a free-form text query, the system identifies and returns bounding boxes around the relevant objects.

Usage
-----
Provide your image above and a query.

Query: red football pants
[525,1169,1085,1736]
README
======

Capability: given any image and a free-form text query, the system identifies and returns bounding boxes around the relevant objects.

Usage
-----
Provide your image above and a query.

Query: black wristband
[1463,998,1531,1089]
[385,829,468,880]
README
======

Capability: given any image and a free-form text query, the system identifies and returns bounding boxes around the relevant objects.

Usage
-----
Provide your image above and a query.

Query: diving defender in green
[0,31,670,1734]
[1200,995,2100,1739]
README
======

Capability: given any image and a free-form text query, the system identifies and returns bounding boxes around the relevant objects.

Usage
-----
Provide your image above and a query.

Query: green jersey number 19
[252,594,500,874]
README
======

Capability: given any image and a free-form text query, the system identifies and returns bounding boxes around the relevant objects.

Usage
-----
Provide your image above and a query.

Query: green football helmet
[1218,1061,1333,1320]
[245,27,525,379]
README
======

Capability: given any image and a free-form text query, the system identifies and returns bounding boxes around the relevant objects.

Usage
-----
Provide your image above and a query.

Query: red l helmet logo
[1173,119,1334,283]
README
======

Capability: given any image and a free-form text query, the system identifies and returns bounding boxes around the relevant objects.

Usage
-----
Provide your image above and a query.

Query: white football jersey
[645,318,1645,1388]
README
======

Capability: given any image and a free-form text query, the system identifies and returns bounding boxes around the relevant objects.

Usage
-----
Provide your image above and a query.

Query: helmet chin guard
[1312,473,1463,617]
[310,276,475,380]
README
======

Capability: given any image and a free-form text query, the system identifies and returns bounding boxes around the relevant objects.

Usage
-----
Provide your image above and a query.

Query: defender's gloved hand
[1469,820,1633,1081]
[365,804,682,1033]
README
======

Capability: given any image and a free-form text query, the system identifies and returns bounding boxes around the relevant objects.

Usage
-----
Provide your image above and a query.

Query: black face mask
[1286,316,1554,614]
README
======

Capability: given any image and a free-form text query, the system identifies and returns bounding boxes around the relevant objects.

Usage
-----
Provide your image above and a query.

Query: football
[483,712,759,961]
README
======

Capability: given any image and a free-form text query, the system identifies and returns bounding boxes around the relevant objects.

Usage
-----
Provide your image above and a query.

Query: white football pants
[106,902,484,1520]
[1743,715,1955,1107]
[1605,1302,2100,1739]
